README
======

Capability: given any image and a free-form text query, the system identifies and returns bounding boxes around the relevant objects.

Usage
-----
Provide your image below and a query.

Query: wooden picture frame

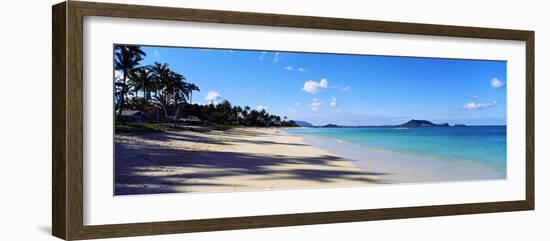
[52,1,534,240]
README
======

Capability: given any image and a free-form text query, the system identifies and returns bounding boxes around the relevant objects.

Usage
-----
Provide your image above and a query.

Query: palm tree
[184,83,200,104]
[152,92,171,120]
[232,106,243,125]
[259,109,268,126]
[150,62,171,100]
[242,106,251,124]
[114,45,146,117]
[128,66,154,102]
[168,71,186,126]
[149,62,171,120]
[274,116,282,126]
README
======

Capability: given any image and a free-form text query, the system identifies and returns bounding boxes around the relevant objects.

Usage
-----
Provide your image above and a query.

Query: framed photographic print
[52,1,534,240]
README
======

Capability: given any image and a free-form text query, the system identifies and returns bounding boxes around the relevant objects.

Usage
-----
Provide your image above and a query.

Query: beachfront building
[120,110,144,122]
[178,116,201,123]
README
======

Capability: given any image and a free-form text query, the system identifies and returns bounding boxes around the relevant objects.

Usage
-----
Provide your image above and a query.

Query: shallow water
[285,126,506,171]
[285,127,506,183]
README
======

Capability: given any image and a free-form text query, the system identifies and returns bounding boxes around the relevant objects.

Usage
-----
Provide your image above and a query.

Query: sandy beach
[111,44,508,197]
[115,128,386,195]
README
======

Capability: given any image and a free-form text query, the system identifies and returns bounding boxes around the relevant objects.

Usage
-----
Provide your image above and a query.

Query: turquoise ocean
[285,126,506,172]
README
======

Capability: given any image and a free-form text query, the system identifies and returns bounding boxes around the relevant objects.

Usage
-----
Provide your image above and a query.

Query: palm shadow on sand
[115,131,389,195]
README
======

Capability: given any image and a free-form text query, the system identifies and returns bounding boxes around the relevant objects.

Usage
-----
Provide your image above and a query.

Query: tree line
[114,45,297,127]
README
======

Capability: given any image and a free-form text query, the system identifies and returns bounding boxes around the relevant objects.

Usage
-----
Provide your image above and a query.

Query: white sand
[115,128,383,195]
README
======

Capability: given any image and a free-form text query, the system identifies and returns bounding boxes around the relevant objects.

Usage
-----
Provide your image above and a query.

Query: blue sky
[138,46,507,126]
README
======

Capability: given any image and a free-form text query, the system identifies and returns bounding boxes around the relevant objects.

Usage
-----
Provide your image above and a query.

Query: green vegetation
[115,123,235,133]
[115,123,198,132]
[114,45,297,129]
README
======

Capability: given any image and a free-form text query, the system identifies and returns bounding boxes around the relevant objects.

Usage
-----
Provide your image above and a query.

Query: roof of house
[179,116,201,121]
[121,110,142,116]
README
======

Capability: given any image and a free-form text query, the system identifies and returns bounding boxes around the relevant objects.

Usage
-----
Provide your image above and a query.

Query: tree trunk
[118,70,127,118]
[155,81,160,121]
[174,102,181,128]
[145,86,150,102]
[173,90,177,128]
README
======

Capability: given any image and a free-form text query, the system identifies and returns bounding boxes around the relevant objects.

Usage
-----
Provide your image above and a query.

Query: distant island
[399,119,449,128]
[294,120,314,127]
[313,119,467,128]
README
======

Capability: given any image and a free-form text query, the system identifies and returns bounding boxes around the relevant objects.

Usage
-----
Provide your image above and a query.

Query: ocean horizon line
[287,124,508,128]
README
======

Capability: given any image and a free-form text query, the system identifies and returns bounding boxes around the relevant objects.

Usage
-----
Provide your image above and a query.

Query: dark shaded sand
[115,128,386,195]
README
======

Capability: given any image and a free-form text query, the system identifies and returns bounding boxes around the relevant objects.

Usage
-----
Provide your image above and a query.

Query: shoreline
[281,127,506,171]
[282,126,506,172]
[295,133,505,183]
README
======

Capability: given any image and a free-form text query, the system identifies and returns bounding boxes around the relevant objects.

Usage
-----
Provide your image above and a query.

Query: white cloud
[491,78,506,88]
[285,65,306,73]
[302,78,328,94]
[153,49,160,57]
[285,66,305,72]
[205,91,222,103]
[462,101,498,110]
[257,105,269,111]
[340,86,351,92]
[311,98,322,111]
[330,96,337,107]
[295,102,300,106]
